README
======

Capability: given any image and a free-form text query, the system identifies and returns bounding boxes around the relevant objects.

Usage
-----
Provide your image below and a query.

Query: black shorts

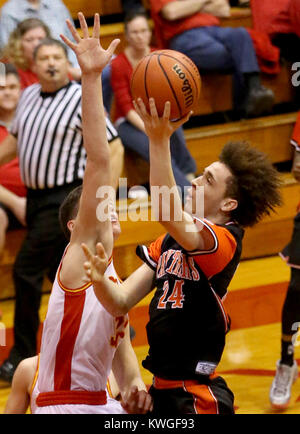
[280,212,300,267]
[148,375,234,415]
[0,202,22,230]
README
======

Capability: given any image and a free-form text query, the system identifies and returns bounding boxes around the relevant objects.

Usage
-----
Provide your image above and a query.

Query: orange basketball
[130,49,201,120]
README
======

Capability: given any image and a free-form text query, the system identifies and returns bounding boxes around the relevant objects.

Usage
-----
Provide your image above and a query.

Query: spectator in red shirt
[251,0,300,63]
[150,0,275,119]
[0,64,26,255]
[111,10,197,196]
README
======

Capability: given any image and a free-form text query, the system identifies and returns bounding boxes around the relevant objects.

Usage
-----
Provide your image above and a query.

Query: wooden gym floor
[0,254,299,414]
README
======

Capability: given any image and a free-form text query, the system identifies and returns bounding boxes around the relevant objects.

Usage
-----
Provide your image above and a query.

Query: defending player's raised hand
[81,242,108,284]
[60,12,120,75]
[133,97,192,145]
[121,386,153,414]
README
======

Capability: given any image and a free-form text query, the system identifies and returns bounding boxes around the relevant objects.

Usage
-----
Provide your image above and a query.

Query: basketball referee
[0,37,123,383]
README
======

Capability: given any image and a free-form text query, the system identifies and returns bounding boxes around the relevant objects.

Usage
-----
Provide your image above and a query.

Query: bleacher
[0,0,299,301]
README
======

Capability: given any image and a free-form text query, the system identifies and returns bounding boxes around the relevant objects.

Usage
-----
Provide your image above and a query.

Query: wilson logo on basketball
[172,64,194,109]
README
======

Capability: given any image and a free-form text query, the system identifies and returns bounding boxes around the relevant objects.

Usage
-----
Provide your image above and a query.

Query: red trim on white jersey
[54,290,86,390]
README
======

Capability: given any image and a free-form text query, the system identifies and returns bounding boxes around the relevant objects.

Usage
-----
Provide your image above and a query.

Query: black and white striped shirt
[10,81,118,190]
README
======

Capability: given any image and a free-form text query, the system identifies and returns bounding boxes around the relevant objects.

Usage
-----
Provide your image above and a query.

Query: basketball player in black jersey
[82,98,282,414]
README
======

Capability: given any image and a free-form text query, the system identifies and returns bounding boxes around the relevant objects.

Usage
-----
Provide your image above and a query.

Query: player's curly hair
[219,141,282,227]
[59,186,82,240]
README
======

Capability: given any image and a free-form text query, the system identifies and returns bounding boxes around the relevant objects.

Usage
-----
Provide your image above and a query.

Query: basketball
[130,49,201,120]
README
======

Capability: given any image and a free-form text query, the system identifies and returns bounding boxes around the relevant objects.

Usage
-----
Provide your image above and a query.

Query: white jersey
[31,255,128,413]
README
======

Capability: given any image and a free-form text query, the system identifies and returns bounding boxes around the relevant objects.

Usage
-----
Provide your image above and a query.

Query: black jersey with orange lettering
[136,218,244,381]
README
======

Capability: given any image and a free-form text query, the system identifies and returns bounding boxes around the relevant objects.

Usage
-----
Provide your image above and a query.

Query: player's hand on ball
[81,242,108,283]
[133,97,192,144]
[130,50,201,120]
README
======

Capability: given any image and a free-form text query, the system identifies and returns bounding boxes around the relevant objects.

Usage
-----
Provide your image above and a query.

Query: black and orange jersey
[136,217,244,381]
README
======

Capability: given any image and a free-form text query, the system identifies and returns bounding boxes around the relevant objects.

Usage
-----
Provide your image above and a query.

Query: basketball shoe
[269,360,298,409]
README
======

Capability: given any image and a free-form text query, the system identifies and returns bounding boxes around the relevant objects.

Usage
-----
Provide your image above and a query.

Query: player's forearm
[113,333,151,414]
[93,276,130,316]
[149,140,202,251]
[161,0,210,21]
[115,336,147,395]
[120,375,147,404]
[92,263,154,316]
[110,137,124,190]
[81,73,110,165]
[149,139,184,222]
[123,350,147,393]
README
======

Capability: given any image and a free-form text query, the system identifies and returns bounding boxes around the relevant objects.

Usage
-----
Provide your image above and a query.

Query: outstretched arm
[61,13,120,254]
[134,98,210,251]
[81,242,155,316]
[59,14,120,288]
